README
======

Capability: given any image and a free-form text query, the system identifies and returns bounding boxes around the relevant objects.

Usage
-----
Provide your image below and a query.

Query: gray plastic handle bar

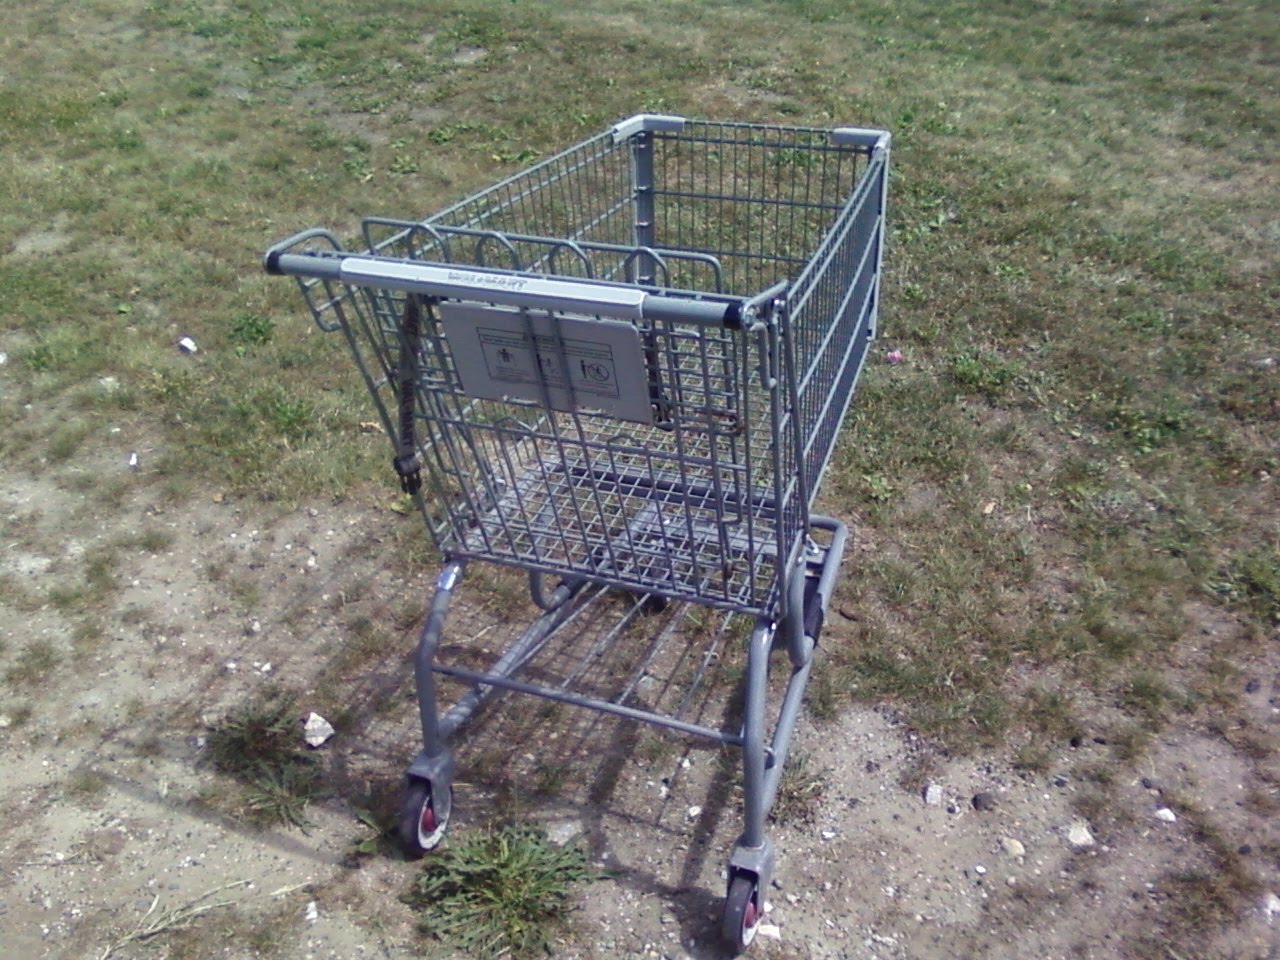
[265,247,744,328]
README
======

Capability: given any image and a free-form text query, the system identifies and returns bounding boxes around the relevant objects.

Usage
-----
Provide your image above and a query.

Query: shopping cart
[264,115,889,953]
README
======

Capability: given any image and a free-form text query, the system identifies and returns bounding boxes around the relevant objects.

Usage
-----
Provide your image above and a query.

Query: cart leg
[723,619,775,952]
[400,561,464,856]
[724,521,846,951]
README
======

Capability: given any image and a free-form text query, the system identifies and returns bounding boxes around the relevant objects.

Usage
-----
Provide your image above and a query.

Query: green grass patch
[1215,546,1280,625]
[203,693,321,829]
[948,347,1024,402]
[405,822,589,960]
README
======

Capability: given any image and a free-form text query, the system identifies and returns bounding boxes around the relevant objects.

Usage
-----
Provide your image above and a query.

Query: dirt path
[2,470,1277,960]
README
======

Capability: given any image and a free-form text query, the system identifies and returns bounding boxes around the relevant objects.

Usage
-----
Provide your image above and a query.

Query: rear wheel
[722,874,761,954]
[399,777,452,856]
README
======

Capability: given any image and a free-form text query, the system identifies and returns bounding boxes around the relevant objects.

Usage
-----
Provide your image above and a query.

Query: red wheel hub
[420,804,437,834]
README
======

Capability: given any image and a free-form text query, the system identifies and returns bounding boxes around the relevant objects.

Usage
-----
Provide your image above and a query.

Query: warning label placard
[440,303,654,424]
[476,327,622,399]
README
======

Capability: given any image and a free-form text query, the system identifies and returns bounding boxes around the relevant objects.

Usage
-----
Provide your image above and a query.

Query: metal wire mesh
[280,118,887,618]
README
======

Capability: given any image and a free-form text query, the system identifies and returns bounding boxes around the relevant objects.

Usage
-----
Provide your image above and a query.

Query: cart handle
[265,250,745,329]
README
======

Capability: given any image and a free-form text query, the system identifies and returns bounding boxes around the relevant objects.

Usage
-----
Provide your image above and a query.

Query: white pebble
[1154,807,1177,823]
[303,712,335,747]
[1262,892,1280,918]
[1066,821,1095,848]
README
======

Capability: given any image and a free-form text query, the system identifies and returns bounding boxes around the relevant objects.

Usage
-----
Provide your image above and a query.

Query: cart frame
[265,114,889,953]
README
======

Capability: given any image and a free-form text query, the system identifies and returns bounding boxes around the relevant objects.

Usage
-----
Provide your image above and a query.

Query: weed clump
[406,823,588,959]
[770,751,830,824]
[203,694,320,829]
[1216,546,1280,625]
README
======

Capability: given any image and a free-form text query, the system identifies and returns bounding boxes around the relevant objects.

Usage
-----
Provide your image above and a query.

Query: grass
[5,639,59,686]
[770,750,830,824]
[0,0,1276,953]
[203,693,321,830]
[404,822,589,960]
[1216,545,1280,626]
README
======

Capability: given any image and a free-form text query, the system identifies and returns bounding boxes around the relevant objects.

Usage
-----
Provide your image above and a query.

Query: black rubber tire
[398,777,451,857]
[721,874,760,954]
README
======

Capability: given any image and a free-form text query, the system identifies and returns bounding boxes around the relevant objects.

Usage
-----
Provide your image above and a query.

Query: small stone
[924,783,944,806]
[177,336,199,354]
[1141,777,1156,790]
[0,714,11,728]
[821,830,837,841]
[785,893,800,905]
[686,805,702,820]
[1263,892,1280,918]
[544,820,583,846]
[1053,776,1068,788]
[127,452,140,469]
[303,712,335,747]
[1066,821,1095,848]
[974,864,987,876]
[757,923,782,941]
[972,792,997,812]
[308,507,319,518]
[1154,807,1177,823]
[1000,837,1026,858]
[1246,678,1262,693]
[304,900,319,923]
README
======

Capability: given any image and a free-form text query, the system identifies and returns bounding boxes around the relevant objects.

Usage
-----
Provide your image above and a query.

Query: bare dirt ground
[2,451,1278,960]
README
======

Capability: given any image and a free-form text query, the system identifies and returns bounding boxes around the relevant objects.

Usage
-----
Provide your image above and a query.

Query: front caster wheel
[722,874,761,954]
[399,777,452,856]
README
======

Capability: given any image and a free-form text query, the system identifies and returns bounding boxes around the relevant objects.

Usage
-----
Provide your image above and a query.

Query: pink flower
[886,349,905,365]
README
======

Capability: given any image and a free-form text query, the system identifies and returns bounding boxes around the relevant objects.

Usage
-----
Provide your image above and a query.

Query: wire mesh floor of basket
[461,448,780,610]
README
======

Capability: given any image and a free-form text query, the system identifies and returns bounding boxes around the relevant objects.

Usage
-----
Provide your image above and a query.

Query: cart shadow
[316,582,767,958]
[54,579,766,957]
